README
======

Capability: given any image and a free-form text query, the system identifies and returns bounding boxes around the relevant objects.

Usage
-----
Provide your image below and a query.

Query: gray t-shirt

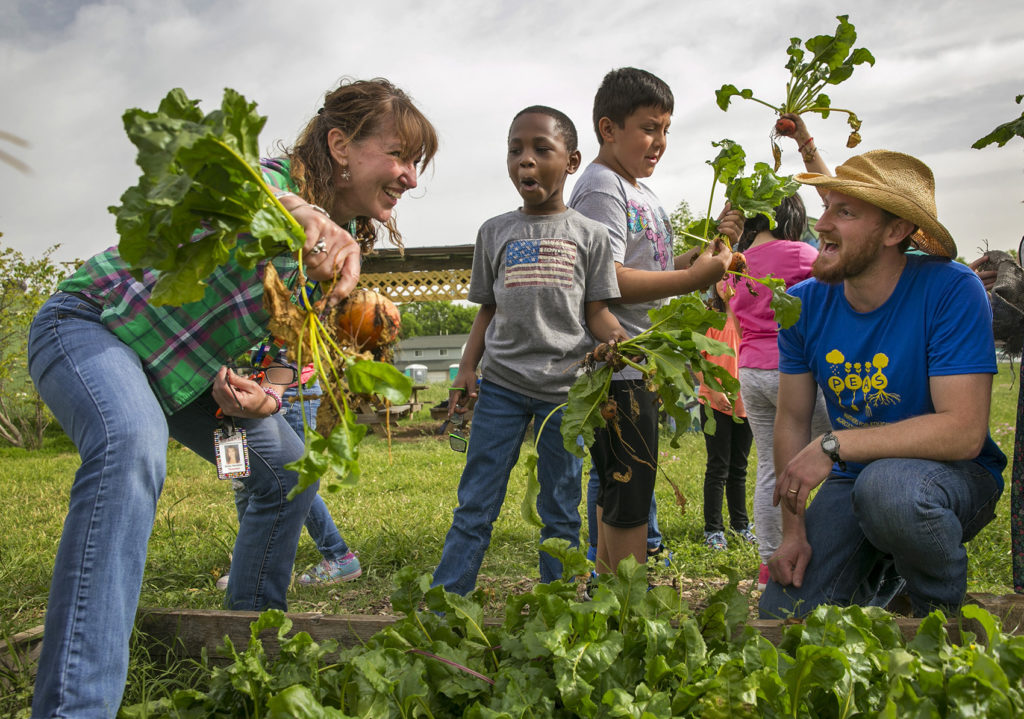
[568,162,675,338]
[469,208,619,403]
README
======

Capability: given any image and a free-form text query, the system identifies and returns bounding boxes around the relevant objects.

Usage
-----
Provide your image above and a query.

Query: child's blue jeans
[433,379,583,595]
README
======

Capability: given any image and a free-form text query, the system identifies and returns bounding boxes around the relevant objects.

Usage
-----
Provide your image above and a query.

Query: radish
[775,117,796,137]
[716,15,873,168]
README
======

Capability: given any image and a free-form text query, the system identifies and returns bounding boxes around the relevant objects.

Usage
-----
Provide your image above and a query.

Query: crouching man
[760,150,1006,619]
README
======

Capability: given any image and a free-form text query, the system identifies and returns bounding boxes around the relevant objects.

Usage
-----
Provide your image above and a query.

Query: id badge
[214,427,250,479]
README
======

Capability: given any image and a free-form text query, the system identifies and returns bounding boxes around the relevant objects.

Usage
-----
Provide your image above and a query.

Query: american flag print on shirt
[504,238,576,289]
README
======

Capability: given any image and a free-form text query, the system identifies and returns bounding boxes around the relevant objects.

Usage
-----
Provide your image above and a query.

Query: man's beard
[812,233,884,284]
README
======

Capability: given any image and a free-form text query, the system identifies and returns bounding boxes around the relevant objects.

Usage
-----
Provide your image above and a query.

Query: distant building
[393,333,471,383]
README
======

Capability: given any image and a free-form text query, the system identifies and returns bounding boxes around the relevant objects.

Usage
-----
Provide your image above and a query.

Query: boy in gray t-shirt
[568,68,738,578]
[432,106,629,596]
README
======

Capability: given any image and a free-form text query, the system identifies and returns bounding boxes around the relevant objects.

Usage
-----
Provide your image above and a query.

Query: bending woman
[27,78,437,718]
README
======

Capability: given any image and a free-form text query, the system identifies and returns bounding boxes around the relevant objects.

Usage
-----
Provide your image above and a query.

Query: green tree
[398,301,478,338]
[0,242,72,448]
[669,198,707,256]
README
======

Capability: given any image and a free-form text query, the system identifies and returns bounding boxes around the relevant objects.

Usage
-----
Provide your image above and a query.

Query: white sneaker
[216,574,230,590]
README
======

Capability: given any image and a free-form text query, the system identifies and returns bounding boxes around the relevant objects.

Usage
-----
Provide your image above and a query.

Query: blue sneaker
[704,531,728,552]
[298,551,362,585]
[733,525,758,545]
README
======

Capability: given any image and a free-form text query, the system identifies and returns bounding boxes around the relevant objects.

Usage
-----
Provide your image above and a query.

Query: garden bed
[4,593,1021,682]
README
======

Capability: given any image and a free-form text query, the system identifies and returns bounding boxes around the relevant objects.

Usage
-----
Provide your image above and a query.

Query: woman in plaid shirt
[27,79,437,718]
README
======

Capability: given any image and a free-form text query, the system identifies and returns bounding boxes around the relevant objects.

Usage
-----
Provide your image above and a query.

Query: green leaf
[709,139,746,186]
[519,451,543,528]
[346,359,413,403]
[560,364,612,457]
[539,538,592,581]
[286,410,368,495]
[110,87,306,307]
[767,280,802,329]
[972,94,1024,149]
[715,84,754,112]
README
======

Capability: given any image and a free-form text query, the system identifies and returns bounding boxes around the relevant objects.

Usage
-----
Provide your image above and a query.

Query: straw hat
[795,150,956,258]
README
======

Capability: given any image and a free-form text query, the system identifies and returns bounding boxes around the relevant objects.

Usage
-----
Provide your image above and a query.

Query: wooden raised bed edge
[4,593,1022,683]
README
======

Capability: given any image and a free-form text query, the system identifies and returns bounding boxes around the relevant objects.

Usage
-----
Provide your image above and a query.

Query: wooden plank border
[6,594,1023,681]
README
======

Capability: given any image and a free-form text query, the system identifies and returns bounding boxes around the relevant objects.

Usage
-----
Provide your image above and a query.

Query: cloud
[1,0,1022,265]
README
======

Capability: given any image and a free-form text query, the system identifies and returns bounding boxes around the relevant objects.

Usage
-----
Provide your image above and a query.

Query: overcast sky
[2,0,1022,267]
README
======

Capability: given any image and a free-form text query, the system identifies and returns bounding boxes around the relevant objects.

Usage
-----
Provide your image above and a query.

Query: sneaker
[704,531,728,552]
[298,552,362,586]
[734,525,758,545]
[215,574,229,590]
[646,544,673,566]
[757,563,771,591]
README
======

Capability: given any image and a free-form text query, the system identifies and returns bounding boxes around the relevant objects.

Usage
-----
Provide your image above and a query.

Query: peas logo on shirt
[824,349,901,419]
[627,200,670,271]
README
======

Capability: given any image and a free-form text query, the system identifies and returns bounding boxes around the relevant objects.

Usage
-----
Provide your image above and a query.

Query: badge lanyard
[214,413,250,480]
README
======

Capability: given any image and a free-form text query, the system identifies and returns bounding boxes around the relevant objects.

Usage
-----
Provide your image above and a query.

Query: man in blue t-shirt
[760,150,1006,619]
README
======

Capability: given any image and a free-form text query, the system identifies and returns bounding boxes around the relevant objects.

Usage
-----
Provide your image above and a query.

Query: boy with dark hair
[570,67,739,576]
[432,106,629,595]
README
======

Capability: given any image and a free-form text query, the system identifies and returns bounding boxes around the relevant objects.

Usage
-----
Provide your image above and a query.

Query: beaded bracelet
[797,136,817,162]
[263,386,283,415]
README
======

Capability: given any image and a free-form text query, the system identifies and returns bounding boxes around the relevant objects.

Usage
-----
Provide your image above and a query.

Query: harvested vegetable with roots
[331,288,401,357]
[716,15,874,169]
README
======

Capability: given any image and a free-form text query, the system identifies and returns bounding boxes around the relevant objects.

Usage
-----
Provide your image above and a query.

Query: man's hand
[774,434,834,514]
[767,535,812,588]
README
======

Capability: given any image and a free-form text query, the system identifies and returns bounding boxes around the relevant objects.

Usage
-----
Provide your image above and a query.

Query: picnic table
[353,384,427,429]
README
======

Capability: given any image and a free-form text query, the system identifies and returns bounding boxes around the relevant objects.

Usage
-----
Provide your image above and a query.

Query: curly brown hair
[285,78,438,252]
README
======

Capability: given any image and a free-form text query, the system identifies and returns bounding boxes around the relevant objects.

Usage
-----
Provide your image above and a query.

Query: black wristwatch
[821,432,846,471]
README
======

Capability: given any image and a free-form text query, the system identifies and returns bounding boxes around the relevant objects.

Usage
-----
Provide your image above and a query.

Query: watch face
[822,434,839,453]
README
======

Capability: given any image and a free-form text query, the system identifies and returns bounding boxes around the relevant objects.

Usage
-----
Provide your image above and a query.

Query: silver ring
[309,239,327,255]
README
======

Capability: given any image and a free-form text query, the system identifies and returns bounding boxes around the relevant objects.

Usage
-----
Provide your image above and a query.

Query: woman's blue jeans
[759,457,1002,619]
[231,382,349,561]
[432,380,583,595]
[27,293,317,718]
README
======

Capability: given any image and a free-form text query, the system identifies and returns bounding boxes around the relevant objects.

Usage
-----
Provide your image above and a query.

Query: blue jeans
[27,293,317,718]
[432,380,583,595]
[586,465,661,551]
[231,382,350,560]
[760,458,1002,619]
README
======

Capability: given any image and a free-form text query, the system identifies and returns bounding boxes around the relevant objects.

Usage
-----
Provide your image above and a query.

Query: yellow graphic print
[824,349,901,419]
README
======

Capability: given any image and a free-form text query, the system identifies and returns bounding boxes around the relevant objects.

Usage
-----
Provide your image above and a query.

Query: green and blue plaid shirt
[59,159,302,413]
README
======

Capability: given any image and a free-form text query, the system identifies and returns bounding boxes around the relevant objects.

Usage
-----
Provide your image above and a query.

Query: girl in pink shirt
[728,195,830,584]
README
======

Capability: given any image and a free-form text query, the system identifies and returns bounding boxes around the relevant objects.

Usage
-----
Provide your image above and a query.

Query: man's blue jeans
[27,293,316,718]
[231,382,350,561]
[432,380,583,595]
[760,458,1001,619]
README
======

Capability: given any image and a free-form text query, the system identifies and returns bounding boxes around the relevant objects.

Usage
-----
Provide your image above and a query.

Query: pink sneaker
[757,563,771,591]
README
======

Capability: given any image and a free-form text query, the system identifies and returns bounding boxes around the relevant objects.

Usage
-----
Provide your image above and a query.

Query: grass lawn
[0,370,1019,710]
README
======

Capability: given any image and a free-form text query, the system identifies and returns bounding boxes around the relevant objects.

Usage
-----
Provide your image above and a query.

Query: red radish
[775,117,796,136]
[333,289,401,349]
